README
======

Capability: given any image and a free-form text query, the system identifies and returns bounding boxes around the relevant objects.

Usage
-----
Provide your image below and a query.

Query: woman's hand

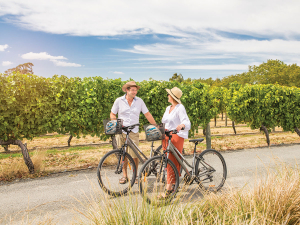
[176,124,185,132]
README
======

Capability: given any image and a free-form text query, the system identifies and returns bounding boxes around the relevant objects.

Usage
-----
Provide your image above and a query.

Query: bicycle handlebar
[165,127,185,135]
[122,123,140,130]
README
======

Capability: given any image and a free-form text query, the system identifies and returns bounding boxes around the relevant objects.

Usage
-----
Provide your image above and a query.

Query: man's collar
[123,94,136,101]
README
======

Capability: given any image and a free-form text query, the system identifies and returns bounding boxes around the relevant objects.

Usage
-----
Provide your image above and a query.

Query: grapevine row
[1,73,300,172]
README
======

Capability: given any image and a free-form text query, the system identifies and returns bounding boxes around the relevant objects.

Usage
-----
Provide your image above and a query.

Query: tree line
[170,59,300,88]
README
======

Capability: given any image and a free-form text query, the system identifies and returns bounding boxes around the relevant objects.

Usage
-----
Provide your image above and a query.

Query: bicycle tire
[139,155,179,205]
[195,149,227,192]
[97,149,136,196]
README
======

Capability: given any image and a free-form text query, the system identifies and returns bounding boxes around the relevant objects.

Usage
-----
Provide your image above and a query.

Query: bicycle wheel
[139,155,179,204]
[195,149,227,192]
[97,149,136,196]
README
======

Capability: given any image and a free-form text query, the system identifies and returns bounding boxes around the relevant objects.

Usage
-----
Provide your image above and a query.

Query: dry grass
[0,150,48,181]
[1,213,55,225]
[0,134,107,152]
[73,161,300,224]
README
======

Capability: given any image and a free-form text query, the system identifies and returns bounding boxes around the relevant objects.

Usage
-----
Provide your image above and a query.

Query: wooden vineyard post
[206,123,211,149]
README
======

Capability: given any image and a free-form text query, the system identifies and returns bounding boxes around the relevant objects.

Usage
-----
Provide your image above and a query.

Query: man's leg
[128,132,140,183]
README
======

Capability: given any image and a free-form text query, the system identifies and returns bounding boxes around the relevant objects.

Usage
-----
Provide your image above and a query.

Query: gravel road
[1,144,300,224]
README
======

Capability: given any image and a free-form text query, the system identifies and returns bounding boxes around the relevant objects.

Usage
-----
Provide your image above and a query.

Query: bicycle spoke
[97,150,136,196]
[196,149,227,192]
[139,156,179,205]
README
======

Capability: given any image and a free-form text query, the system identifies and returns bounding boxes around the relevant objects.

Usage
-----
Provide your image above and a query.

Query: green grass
[0,145,111,160]
[36,134,65,139]
[0,152,24,159]
[211,136,223,139]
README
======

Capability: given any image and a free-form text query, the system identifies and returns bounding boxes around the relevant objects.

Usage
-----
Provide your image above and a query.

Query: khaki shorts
[116,132,139,159]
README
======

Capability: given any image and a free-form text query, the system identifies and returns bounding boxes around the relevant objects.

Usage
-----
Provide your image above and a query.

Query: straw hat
[122,81,140,92]
[166,87,182,104]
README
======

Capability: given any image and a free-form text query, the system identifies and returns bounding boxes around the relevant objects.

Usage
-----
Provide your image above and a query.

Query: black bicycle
[97,121,162,197]
[138,129,227,204]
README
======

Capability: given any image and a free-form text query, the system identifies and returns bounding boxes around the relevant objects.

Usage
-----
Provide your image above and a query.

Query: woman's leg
[164,134,184,190]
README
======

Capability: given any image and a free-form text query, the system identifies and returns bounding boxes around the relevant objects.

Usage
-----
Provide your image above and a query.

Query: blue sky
[1,0,300,81]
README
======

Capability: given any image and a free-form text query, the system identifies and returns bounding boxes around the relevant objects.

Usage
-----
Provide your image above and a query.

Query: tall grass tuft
[75,162,300,225]
[0,150,46,181]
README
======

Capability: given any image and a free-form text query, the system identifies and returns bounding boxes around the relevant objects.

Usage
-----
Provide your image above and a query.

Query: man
[110,81,156,184]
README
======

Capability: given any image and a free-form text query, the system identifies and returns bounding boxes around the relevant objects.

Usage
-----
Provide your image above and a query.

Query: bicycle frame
[120,132,159,164]
[166,141,195,177]
[164,138,220,187]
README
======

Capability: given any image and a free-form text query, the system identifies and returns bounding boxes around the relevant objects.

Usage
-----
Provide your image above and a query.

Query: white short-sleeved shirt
[161,104,191,139]
[111,95,149,133]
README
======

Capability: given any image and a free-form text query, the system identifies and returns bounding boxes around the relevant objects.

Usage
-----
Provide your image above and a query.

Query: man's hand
[110,112,117,120]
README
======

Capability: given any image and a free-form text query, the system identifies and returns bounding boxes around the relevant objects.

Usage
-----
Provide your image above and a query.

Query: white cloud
[145,64,250,70]
[2,1,300,72]
[2,61,13,66]
[117,34,300,66]
[113,71,124,74]
[51,59,81,67]
[0,0,300,38]
[21,52,81,67]
[21,52,66,60]
[0,44,9,51]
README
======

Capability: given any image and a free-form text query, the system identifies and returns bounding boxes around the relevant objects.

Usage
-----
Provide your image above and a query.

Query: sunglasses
[167,93,170,97]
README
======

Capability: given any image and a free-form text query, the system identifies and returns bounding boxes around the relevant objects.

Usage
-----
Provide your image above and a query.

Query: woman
[160,87,191,198]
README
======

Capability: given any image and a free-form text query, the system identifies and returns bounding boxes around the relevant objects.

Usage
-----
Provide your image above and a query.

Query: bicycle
[97,121,162,197]
[138,129,227,204]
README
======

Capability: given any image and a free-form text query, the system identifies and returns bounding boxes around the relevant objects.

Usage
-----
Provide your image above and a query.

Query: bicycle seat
[189,138,204,143]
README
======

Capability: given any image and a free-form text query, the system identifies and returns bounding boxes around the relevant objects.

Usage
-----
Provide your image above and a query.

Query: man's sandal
[119,177,128,184]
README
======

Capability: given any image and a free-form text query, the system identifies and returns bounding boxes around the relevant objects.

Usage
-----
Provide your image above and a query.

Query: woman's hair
[170,95,178,104]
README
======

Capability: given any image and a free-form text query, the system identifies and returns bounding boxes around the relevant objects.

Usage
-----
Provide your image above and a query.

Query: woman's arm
[177,105,191,131]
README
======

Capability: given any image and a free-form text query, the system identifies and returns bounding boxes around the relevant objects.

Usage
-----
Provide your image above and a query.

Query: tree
[5,62,34,75]
[169,73,184,83]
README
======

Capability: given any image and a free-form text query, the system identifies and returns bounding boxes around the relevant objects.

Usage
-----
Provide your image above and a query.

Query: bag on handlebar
[103,119,123,135]
[144,123,165,141]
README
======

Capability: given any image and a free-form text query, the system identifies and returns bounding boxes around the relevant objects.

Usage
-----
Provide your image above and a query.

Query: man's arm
[110,112,117,120]
[144,112,156,125]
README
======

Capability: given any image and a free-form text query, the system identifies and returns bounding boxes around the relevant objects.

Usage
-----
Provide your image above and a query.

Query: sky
[1,0,300,81]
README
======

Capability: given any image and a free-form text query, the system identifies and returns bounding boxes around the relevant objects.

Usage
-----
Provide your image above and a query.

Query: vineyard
[1,73,300,173]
